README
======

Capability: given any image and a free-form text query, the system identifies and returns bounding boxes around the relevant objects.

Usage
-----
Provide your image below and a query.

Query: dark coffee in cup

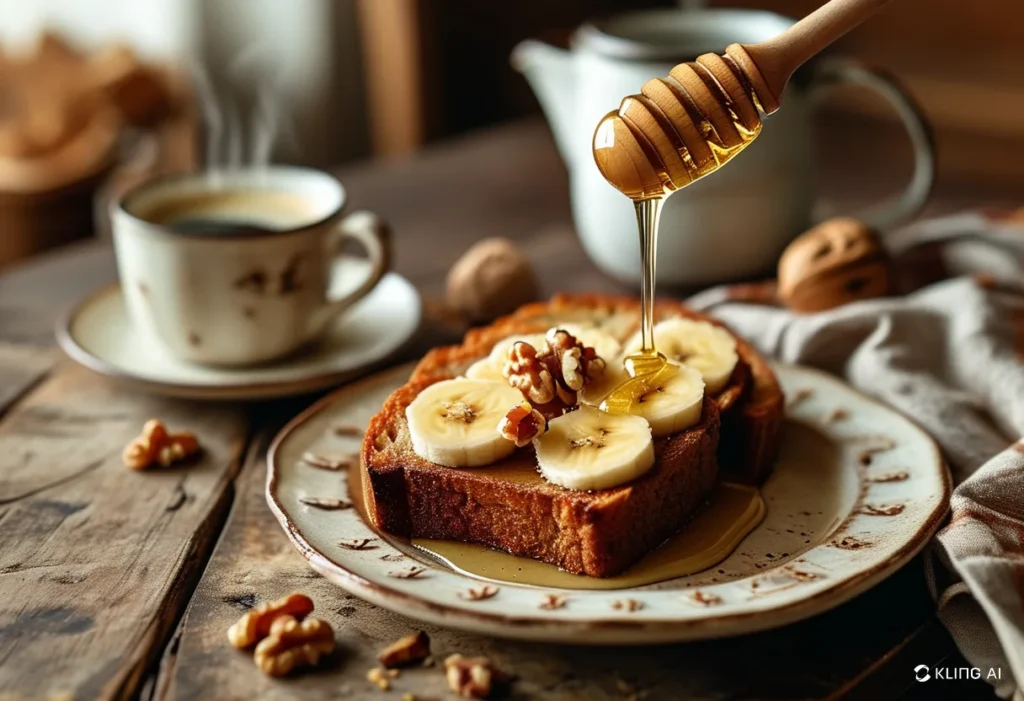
[134,189,321,236]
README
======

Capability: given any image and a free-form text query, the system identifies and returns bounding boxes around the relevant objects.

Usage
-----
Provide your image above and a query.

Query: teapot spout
[511,40,578,166]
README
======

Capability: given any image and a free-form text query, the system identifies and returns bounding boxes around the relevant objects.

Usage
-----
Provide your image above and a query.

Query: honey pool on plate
[349,461,766,590]
[347,419,848,591]
[413,482,764,590]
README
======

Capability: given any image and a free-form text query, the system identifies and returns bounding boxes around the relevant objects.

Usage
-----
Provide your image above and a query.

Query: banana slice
[622,318,738,393]
[464,332,547,381]
[581,361,704,436]
[534,405,654,491]
[406,379,523,467]
[610,363,704,436]
[558,323,622,363]
[464,325,621,381]
[578,359,624,407]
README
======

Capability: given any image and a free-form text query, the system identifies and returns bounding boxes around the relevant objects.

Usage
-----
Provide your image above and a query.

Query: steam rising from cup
[192,45,296,172]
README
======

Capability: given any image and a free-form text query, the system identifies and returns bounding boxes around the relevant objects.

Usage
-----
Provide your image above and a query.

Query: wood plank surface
[0,242,116,347]
[0,362,249,699]
[0,212,253,699]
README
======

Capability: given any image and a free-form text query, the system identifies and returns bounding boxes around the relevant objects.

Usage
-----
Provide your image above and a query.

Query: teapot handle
[807,59,935,229]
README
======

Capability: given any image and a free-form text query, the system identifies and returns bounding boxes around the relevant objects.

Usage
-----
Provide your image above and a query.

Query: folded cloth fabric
[689,211,1024,699]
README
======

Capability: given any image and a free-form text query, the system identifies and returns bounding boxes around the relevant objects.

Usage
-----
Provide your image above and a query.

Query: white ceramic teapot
[513,8,934,286]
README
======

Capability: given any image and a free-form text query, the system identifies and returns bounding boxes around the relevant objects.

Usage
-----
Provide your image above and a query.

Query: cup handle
[806,59,936,230]
[320,210,391,326]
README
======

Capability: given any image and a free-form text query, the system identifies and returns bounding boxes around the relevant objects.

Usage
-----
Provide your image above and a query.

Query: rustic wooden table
[0,119,1006,701]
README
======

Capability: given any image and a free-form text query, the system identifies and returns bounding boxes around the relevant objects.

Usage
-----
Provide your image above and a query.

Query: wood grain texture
[0,343,59,416]
[739,0,896,105]
[0,363,247,699]
[0,242,116,346]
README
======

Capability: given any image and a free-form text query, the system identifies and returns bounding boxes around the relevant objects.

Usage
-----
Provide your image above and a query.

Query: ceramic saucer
[57,258,421,400]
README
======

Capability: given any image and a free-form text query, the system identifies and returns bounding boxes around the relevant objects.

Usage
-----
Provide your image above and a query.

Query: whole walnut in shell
[446,238,538,322]
[777,218,890,313]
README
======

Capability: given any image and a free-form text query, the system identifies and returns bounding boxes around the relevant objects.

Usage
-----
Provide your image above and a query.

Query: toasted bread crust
[362,294,783,577]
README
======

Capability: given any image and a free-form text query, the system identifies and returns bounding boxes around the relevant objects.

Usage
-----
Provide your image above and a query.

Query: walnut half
[501,328,605,420]
[777,217,890,313]
[253,615,335,677]
[123,419,200,470]
[227,592,314,648]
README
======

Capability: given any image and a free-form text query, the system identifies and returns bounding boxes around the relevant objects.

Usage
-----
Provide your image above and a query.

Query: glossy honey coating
[593,52,764,201]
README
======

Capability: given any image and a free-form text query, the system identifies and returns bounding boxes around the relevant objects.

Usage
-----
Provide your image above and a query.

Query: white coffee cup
[112,167,390,366]
[514,8,935,286]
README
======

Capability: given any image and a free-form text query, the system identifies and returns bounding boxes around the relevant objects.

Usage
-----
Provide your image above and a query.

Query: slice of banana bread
[361,294,783,577]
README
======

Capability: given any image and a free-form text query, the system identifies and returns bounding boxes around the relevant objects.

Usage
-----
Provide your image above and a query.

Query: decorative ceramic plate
[267,363,950,644]
[57,258,421,400]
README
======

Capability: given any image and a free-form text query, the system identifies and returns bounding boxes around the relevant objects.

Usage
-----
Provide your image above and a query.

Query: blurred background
[1,0,1021,268]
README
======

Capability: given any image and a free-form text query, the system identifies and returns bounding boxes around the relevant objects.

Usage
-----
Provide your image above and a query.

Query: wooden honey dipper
[593,0,895,200]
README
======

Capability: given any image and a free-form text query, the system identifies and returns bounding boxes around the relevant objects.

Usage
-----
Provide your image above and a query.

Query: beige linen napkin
[688,211,1024,699]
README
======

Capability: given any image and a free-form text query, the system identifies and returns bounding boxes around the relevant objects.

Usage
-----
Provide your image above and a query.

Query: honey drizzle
[603,198,672,414]
[635,198,661,357]
[596,58,764,412]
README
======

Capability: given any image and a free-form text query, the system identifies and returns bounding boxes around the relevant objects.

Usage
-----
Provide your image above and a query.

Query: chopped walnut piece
[253,615,334,677]
[123,419,200,470]
[444,654,509,699]
[227,592,314,648]
[378,630,431,668]
[502,329,605,420]
[367,666,391,691]
[498,402,547,447]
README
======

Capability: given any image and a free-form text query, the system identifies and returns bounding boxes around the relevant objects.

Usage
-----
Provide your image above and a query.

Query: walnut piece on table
[253,615,335,677]
[122,419,200,470]
[227,592,314,648]
[378,630,431,668]
[367,666,391,691]
[444,654,509,699]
